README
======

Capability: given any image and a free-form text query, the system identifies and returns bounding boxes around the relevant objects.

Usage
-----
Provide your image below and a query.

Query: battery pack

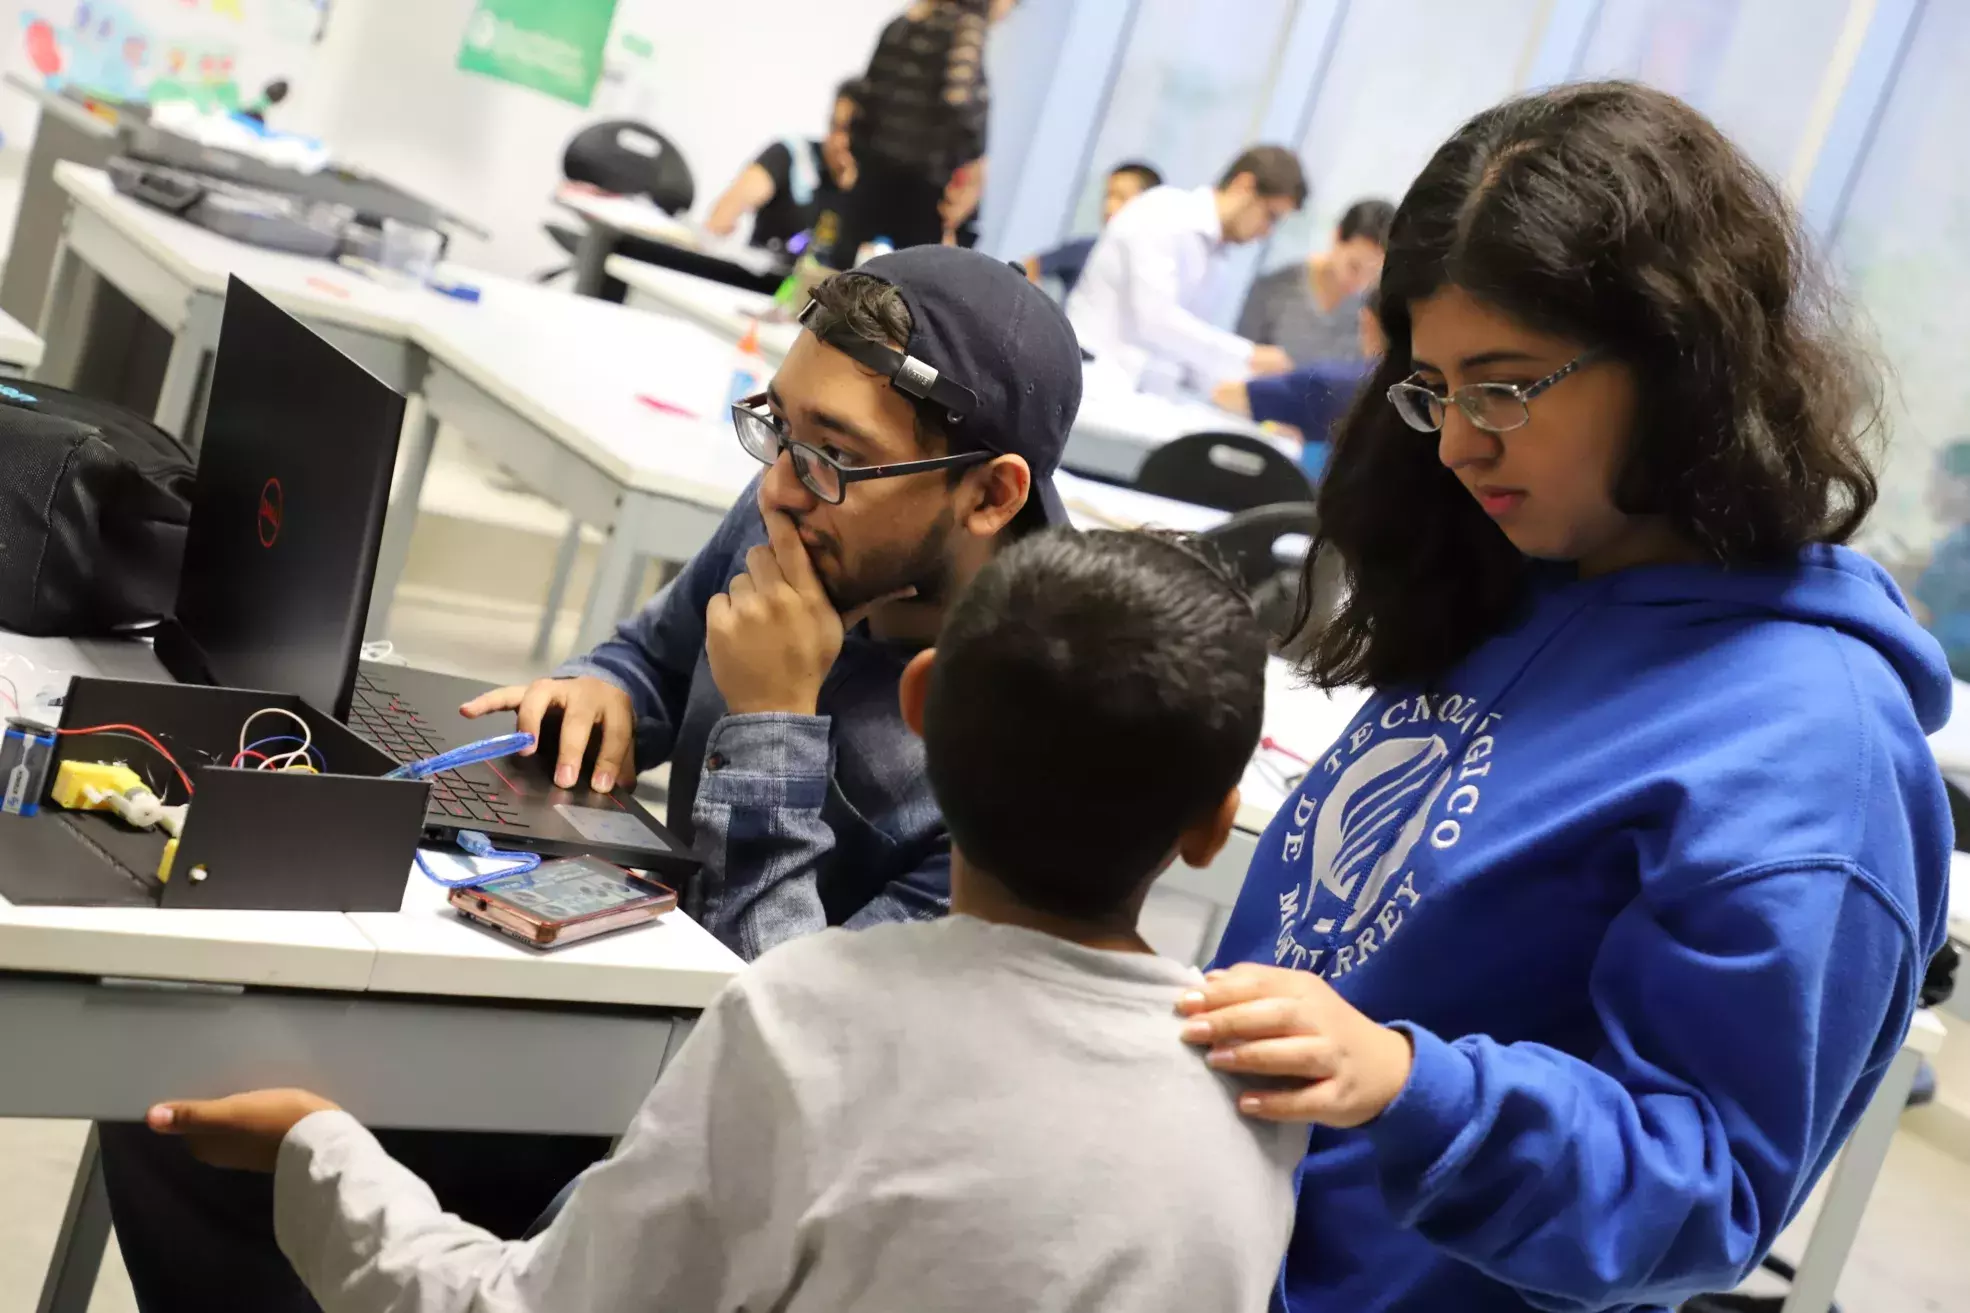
[2,717,57,817]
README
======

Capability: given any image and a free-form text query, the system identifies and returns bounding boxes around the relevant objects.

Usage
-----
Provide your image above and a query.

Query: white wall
[282,0,898,278]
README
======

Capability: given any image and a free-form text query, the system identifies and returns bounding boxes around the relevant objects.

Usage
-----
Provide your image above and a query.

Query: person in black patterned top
[826,0,1016,265]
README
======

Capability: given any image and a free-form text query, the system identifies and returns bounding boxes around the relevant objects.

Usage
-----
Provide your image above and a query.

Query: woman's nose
[1437,408,1500,471]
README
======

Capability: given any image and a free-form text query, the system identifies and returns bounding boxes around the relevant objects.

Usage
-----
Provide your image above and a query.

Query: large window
[1068,0,1298,235]
[1831,0,1970,675]
[1575,0,1853,182]
[1273,0,1547,272]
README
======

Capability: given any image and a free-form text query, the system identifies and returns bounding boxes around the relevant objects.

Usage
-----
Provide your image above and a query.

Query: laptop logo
[258,478,284,548]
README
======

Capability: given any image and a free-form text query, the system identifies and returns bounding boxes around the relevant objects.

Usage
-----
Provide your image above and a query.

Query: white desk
[37,161,428,442]
[31,165,744,651]
[611,253,798,362]
[556,186,783,299]
[0,631,744,1313]
[1073,370,1284,483]
[0,305,45,373]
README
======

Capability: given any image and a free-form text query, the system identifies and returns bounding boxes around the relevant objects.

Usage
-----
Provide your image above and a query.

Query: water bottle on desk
[727,319,767,407]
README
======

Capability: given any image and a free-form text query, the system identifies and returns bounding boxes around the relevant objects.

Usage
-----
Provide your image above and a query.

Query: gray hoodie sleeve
[274,985,802,1313]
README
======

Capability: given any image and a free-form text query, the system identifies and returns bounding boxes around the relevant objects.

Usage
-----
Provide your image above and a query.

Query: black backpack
[0,380,192,635]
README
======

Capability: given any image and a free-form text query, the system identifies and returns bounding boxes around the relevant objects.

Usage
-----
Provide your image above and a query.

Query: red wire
[231,749,270,768]
[1261,735,1311,766]
[54,723,196,798]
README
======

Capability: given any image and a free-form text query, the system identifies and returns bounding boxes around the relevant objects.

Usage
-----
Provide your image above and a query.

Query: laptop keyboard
[349,672,529,829]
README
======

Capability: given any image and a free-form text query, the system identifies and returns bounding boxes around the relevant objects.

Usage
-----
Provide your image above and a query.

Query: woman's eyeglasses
[1386,348,1603,435]
[731,393,989,505]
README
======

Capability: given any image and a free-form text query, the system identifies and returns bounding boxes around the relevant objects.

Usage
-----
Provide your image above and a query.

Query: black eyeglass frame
[730,393,990,505]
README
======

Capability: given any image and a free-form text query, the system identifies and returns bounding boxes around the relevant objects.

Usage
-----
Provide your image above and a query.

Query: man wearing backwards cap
[95,247,1088,1313]
[478,243,1086,958]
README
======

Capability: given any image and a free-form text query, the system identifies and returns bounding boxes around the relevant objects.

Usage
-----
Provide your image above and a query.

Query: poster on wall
[3,0,331,147]
[455,0,619,109]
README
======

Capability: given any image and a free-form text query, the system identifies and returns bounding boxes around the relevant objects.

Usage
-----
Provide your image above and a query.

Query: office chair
[1198,502,1335,646]
[1134,431,1313,512]
[537,120,695,284]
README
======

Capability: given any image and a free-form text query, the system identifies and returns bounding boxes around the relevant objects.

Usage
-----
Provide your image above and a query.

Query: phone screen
[479,858,663,921]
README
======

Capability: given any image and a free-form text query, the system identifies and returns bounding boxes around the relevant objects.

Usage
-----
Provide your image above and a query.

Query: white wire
[360,640,402,665]
[239,707,314,772]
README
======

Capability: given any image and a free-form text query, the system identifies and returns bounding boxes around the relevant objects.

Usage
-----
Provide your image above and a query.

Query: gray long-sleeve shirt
[274,916,1306,1312]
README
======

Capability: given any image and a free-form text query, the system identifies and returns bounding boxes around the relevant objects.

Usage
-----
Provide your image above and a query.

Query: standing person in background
[1068,146,1305,393]
[703,81,861,253]
[828,0,1017,265]
[1181,82,1948,1312]
[1239,197,1394,366]
[1023,160,1163,295]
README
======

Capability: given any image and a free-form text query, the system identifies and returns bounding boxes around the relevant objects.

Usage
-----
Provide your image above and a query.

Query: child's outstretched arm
[150,983,802,1312]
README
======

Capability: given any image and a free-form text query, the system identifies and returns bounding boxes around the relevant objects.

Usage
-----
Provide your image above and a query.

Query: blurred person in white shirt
[1068,145,1305,392]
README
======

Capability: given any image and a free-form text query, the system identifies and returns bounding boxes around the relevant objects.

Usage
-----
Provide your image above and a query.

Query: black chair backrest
[563,120,694,215]
[1200,502,1317,592]
[1199,501,1340,648]
[1135,431,1313,512]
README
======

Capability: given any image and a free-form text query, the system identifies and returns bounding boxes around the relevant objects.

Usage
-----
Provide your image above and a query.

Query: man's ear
[899,648,936,738]
[1176,787,1242,870]
[962,455,1031,538]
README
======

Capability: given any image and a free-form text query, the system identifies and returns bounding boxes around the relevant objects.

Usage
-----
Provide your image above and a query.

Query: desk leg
[153,327,206,440]
[572,226,613,299]
[367,400,441,642]
[1778,1044,1921,1313]
[30,235,96,391]
[34,1122,110,1313]
[532,521,585,663]
[575,500,646,655]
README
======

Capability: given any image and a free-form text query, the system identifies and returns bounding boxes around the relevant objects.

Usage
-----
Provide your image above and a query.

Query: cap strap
[798,299,978,421]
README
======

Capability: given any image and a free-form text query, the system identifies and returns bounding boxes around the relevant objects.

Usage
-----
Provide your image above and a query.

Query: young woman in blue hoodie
[1179,81,1952,1312]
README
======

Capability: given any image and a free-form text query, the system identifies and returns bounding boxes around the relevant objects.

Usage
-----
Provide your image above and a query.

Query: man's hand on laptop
[460,676,636,793]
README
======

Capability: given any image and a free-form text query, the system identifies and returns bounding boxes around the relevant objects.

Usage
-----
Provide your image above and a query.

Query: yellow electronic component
[50,760,145,811]
[158,836,180,883]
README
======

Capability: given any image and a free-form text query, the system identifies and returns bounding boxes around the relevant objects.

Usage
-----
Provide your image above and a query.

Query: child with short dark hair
[147,528,1303,1313]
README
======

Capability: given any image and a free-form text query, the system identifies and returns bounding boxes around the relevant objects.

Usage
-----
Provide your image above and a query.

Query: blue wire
[416,830,542,888]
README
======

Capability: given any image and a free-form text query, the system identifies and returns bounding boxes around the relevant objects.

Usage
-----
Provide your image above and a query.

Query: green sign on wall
[457,0,619,108]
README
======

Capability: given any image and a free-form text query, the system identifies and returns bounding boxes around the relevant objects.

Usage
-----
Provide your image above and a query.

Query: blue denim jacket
[557,490,949,961]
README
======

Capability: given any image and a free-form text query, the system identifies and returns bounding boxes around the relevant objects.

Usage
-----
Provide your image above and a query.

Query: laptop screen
[164,278,406,721]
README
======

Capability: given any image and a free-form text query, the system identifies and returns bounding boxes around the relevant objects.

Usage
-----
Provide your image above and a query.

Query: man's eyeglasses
[731,393,989,505]
[1387,348,1603,435]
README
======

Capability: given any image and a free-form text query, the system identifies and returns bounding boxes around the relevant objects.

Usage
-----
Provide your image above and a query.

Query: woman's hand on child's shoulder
[1178,964,1414,1128]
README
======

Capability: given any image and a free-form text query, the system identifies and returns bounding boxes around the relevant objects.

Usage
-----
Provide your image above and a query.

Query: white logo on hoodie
[1274,693,1501,978]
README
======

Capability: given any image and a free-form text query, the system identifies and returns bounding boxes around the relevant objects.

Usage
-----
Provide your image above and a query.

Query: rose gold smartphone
[449,855,677,949]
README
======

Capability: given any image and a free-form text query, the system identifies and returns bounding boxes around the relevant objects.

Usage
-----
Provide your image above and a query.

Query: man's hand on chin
[707,509,910,715]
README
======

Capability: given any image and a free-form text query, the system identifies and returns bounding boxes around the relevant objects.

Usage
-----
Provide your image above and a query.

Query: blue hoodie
[1214,545,1952,1313]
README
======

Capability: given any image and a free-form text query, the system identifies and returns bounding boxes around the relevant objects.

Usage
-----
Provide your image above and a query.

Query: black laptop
[155,277,694,875]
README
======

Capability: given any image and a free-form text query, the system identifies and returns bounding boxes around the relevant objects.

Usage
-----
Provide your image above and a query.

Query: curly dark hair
[1296,80,1880,690]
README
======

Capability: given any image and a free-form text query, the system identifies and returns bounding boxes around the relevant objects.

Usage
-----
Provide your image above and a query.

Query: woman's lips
[1473,487,1526,517]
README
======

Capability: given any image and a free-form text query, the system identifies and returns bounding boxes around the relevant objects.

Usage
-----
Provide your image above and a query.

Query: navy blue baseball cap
[798,245,1083,525]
